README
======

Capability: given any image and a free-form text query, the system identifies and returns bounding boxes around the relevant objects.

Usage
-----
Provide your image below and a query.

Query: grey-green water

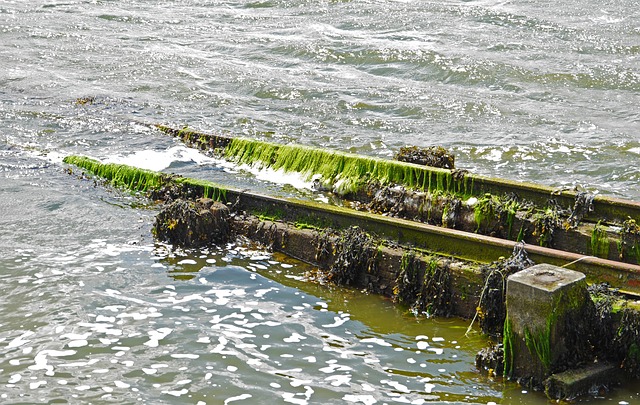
[1,1,638,404]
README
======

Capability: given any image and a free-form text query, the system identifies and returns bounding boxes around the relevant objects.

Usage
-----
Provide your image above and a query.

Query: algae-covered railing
[64,155,640,296]
[156,125,469,196]
[62,156,228,201]
[155,124,640,225]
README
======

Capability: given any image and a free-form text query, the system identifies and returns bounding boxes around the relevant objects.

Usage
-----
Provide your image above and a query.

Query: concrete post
[503,264,594,385]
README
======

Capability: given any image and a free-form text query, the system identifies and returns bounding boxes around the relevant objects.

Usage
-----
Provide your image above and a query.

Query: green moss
[473,194,521,238]
[63,155,166,192]
[531,207,561,247]
[618,218,640,263]
[294,222,321,231]
[524,319,552,372]
[474,194,498,232]
[504,200,520,240]
[63,155,228,202]
[516,225,526,242]
[591,221,610,258]
[224,138,457,196]
[294,213,332,231]
[503,317,514,378]
[252,207,285,223]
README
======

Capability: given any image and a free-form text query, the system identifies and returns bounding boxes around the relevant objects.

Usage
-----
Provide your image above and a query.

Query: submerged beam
[63,155,640,296]
[155,124,640,225]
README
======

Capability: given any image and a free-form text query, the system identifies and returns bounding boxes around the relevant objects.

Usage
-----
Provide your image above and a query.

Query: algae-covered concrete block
[504,264,594,384]
[544,362,619,400]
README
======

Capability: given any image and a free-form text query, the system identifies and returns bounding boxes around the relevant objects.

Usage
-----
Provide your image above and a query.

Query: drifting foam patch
[7,331,34,349]
[144,327,173,347]
[86,240,155,258]
[235,163,314,191]
[105,146,219,172]
[28,349,77,374]
[361,338,393,347]
[343,394,377,405]
[322,313,351,328]
[381,379,410,393]
[225,394,253,404]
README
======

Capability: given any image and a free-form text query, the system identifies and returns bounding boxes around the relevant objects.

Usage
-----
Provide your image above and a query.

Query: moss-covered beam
[62,155,228,201]
[154,124,640,225]
[63,155,640,296]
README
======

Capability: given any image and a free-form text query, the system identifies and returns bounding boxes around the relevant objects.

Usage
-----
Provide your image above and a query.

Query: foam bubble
[283,333,307,343]
[114,381,130,389]
[105,146,218,172]
[163,388,189,397]
[361,338,392,347]
[343,394,377,405]
[224,394,252,404]
[171,354,200,359]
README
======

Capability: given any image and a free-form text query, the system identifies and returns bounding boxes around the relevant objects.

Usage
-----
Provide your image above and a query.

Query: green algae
[618,218,640,263]
[63,155,228,202]
[293,214,331,231]
[524,320,552,372]
[531,206,561,247]
[156,125,640,228]
[591,221,610,259]
[224,137,458,196]
[63,155,166,192]
[503,317,515,377]
[474,194,500,233]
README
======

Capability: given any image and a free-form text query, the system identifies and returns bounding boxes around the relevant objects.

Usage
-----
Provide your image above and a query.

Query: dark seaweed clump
[394,146,455,169]
[476,343,504,377]
[328,226,379,286]
[614,308,640,378]
[153,198,231,247]
[477,243,535,337]
[394,252,452,317]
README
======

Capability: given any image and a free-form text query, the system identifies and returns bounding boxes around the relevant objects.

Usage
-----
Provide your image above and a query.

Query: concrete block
[544,362,620,400]
[504,264,594,384]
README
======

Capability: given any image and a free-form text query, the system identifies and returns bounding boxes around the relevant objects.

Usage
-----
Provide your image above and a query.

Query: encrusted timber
[231,190,640,296]
[63,155,640,297]
[232,216,482,318]
[504,216,635,265]
[362,187,634,264]
[471,176,640,226]
[156,124,232,152]
[155,124,640,226]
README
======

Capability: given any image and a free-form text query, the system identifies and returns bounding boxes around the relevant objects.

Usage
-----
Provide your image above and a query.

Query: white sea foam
[224,394,253,404]
[361,338,392,347]
[343,394,377,405]
[7,331,34,349]
[105,146,219,172]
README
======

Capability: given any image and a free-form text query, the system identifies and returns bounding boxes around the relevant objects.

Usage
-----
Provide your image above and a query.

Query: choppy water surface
[1,0,639,404]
